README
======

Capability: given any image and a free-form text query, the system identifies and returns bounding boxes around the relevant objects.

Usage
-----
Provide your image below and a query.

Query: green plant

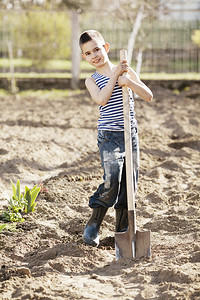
[0,180,41,223]
[0,180,26,223]
[9,180,27,213]
[191,30,200,46]
[0,11,71,66]
[24,185,41,213]
[0,224,7,232]
[1,211,24,222]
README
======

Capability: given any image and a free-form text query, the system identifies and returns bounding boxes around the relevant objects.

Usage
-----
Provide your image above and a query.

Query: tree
[192,30,200,46]
[111,0,162,66]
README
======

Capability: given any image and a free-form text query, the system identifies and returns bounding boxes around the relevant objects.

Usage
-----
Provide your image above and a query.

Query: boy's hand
[118,73,130,87]
[115,59,129,77]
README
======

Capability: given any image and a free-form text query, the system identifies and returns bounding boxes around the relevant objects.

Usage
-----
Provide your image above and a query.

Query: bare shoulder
[85,76,99,94]
[85,76,101,104]
[85,77,96,89]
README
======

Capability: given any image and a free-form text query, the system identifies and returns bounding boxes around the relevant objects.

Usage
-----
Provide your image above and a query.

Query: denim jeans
[89,129,139,209]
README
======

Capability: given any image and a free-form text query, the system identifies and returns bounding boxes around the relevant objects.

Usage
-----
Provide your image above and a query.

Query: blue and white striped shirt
[91,72,137,131]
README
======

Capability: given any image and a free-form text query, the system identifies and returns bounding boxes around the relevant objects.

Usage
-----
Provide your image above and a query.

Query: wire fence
[80,10,200,73]
[0,9,199,75]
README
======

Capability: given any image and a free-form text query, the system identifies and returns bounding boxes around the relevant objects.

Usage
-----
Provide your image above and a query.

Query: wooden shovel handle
[120,49,135,212]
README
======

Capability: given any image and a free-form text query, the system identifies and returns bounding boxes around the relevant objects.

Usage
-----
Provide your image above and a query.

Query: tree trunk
[127,4,144,65]
[71,10,80,89]
[136,47,143,76]
[134,47,143,99]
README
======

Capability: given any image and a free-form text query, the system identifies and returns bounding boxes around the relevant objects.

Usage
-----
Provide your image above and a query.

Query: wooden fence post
[7,41,17,94]
[71,10,80,89]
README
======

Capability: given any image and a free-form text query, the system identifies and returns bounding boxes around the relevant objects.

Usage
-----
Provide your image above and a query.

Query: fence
[80,11,200,73]
[0,9,199,78]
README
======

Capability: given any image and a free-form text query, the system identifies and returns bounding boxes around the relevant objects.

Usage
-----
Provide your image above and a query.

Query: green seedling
[1,180,26,223]
[9,180,27,213]
[24,185,41,213]
[1,211,24,222]
[0,180,41,223]
[0,224,7,232]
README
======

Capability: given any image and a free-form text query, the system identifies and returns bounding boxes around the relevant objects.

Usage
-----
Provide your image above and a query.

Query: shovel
[115,49,151,260]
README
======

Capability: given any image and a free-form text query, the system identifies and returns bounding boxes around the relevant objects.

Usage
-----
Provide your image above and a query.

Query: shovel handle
[120,49,136,212]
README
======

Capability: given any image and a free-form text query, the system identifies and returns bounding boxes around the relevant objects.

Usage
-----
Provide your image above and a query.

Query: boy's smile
[81,40,109,68]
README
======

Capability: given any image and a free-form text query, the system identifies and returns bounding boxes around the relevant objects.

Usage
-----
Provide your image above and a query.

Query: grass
[0,72,96,79]
[0,58,94,72]
[0,72,72,79]
[0,72,199,81]
[139,73,200,80]
[1,58,199,80]
[0,58,33,68]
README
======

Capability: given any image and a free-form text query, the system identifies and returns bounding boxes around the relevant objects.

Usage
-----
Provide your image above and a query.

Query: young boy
[79,30,153,247]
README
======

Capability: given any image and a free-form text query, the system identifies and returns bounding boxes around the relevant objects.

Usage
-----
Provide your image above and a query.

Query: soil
[0,82,199,299]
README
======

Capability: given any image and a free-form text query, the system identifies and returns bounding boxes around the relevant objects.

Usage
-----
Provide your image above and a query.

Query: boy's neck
[96,60,115,77]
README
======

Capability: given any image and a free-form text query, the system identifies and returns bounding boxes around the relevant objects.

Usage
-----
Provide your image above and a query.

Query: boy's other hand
[118,74,130,87]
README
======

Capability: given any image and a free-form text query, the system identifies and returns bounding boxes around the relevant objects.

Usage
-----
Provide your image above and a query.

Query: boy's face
[81,39,109,68]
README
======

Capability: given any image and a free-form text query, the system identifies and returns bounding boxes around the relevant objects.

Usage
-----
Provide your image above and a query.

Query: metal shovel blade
[115,229,136,260]
[115,211,151,260]
[115,229,151,260]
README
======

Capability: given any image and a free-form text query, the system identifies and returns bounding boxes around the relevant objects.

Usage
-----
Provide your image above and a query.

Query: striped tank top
[91,71,137,131]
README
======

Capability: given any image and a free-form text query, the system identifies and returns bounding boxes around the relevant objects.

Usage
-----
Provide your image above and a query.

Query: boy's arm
[118,68,153,102]
[85,61,128,106]
[85,75,118,106]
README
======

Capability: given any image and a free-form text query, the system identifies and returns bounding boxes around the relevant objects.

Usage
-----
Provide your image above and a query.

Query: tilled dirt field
[0,82,199,299]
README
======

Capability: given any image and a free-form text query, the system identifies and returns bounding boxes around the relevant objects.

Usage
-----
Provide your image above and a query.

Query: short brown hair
[79,30,105,48]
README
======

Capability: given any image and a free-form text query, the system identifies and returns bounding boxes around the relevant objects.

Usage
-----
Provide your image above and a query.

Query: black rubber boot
[115,208,128,232]
[83,206,108,247]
